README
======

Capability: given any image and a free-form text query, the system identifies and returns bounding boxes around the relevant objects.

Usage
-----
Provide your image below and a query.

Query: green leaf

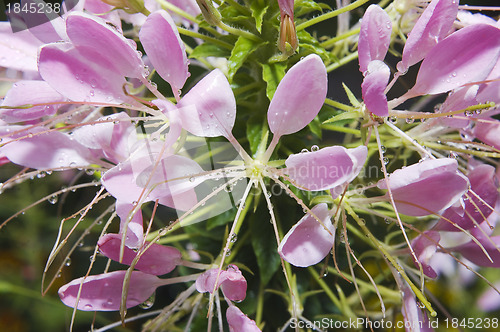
[261,62,286,101]
[250,0,268,33]
[190,43,231,59]
[323,111,360,124]
[342,82,361,107]
[307,116,322,139]
[250,213,281,285]
[246,115,263,156]
[227,36,260,82]
[297,30,331,62]
[295,0,329,16]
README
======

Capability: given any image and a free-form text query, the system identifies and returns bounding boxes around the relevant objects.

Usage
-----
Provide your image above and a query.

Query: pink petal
[0,126,94,169]
[0,80,65,123]
[278,203,335,267]
[196,265,247,302]
[285,146,367,191]
[453,234,500,268]
[378,159,469,216]
[102,158,151,204]
[158,188,199,211]
[437,85,479,128]
[267,54,327,137]
[18,0,67,43]
[72,112,135,164]
[226,305,261,332]
[435,164,499,231]
[139,10,189,92]
[473,118,500,150]
[38,43,128,103]
[361,60,390,117]
[411,231,440,278]
[66,12,144,78]
[0,22,42,72]
[136,154,205,198]
[97,233,182,275]
[175,69,236,138]
[58,270,160,311]
[478,282,500,312]
[401,282,434,332]
[115,201,144,248]
[358,5,392,73]
[397,0,459,73]
[84,0,123,29]
[407,24,500,97]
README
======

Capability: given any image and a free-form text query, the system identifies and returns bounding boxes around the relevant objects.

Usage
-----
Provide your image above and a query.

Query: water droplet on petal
[139,292,155,309]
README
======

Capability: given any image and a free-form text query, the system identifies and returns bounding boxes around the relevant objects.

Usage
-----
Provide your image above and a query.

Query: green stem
[307,268,344,314]
[296,0,372,31]
[344,203,437,317]
[326,52,359,72]
[320,27,360,49]
[322,124,361,135]
[324,98,356,112]
[177,27,234,50]
[217,21,261,42]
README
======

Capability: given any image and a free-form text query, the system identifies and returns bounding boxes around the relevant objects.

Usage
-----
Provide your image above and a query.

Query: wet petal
[411,231,440,279]
[0,22,41,72]
[407,24,500,96]
[285,146,367,191]
[378,158,469,216]
[72,112,135,164]
[397,0,459,73]
[38,42,128,103]
[278,203,334,267]
[139,10,189,91]
[435,164,499,231]
[115,201,144,248]
[0,126,94,169]
[361,60,390,117]
[358,5,392,73]
[196,265,247,302]
[58,270,160,311]
[226,305,261,332]
[453,233,500,268]
[66,12,144,78]
[0,80,65,123]
[267,54,327,137]
[473,118,500,150]
[175,69,236,138]
[97,233,182,275]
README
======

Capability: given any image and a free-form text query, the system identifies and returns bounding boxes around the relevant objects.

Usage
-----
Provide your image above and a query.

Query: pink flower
[284,146,367,193]
[411,231,440,278]
[278,203,335,267]
[358,5,392,73]
[97,233,182,275]
[196,265,247,302]
[361,60,391,117]
[397,0,459,74]
[434,164,499,231]
[58,270,161,311]
[378,158,469,216]
[226,305,261,332]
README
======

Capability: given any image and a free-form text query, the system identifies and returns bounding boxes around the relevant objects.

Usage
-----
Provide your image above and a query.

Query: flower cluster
[1,0,500,331]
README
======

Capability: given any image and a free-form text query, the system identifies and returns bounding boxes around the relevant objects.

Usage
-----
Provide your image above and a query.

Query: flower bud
[277,0,298,54]
[196,0,222,26]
